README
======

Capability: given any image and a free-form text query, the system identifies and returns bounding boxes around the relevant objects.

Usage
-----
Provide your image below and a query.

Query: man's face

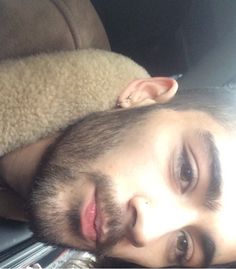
[29,108,236,267]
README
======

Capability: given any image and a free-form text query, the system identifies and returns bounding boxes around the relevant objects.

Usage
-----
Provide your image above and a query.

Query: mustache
[28,166,126,255]
[95,192,125,256]
[68,171,126,255]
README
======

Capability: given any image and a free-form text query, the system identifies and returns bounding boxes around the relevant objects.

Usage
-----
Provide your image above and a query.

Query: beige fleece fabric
[0,49,149,156]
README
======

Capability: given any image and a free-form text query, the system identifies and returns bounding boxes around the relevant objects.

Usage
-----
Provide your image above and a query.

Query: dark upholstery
[0,0,110,61]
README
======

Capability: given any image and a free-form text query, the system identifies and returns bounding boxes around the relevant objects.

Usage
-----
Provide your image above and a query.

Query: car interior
[1,0,236,268]
[92,0,236,88]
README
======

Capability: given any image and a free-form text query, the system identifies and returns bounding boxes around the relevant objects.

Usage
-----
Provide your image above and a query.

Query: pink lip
[81,197,97,242]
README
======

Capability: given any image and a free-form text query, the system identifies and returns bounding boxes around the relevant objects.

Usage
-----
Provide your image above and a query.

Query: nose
[127,195,197,247]
[127,196,153,247]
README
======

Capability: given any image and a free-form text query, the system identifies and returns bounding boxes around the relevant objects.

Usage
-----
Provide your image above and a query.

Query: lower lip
[81,199,97,242]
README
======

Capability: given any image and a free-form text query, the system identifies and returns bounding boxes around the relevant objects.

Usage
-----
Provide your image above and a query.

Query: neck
[0,135,57,198]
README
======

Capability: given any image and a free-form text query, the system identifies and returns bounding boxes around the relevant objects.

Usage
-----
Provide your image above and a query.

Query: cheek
[94,133,173,206]
[107,157,166,205]
[109,236,168,267]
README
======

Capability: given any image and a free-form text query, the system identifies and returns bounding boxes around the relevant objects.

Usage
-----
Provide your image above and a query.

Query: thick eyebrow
[199,131,222,210]
[198,230,216,267]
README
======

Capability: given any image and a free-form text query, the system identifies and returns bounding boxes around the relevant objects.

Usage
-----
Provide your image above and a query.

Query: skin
[1,77,236,267]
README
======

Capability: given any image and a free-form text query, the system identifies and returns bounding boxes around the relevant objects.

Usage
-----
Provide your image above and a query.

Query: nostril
[131,237,145,248]
[131,206,137,227]
[127,197,147,248]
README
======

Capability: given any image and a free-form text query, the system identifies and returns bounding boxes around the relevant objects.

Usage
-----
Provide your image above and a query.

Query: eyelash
[176,146,197,193]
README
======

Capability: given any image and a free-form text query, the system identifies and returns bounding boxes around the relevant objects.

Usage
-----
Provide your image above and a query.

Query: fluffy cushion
[0,49,149,156]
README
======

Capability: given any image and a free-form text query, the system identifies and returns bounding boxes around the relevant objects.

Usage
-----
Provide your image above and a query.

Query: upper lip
[94,190,103,244]
[95,188,112,246]
[80,190,98,244]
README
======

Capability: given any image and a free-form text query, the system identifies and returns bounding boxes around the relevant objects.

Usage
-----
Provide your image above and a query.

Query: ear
[117,77,178,108]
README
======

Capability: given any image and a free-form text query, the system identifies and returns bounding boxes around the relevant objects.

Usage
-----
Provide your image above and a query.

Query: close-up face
[28,107,236,267]
[96,109,236,267]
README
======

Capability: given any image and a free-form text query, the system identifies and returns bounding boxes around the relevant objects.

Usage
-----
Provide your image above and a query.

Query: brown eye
[177,231,188,252]
[178,147,195,193]
[176,231,189,262]
[175,230,194,266]
[180,158,193,190]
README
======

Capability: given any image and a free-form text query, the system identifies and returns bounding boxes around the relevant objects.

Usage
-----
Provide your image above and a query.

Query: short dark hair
[49,86,236,169]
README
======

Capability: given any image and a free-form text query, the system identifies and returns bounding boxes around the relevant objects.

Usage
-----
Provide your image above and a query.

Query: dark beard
[27,166,125,256]
[26,107,137,255]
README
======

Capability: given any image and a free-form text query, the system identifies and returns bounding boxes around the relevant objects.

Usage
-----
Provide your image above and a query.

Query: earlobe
[117,77,178,108]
